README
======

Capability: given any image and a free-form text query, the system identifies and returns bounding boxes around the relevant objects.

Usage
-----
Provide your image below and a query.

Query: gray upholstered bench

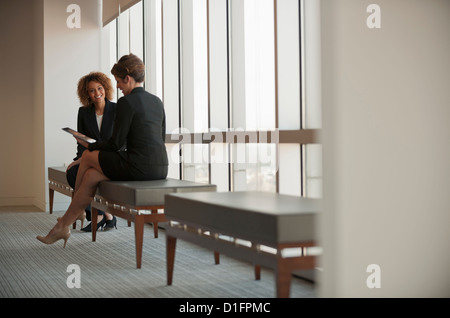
[164,191,320,298]
[90,179,217,268]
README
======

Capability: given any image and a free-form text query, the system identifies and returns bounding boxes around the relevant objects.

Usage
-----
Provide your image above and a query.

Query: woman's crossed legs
[43,150,109,238]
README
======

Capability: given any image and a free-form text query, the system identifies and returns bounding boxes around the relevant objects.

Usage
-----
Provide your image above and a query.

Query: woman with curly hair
[37,54,168,247]
[65,72,118,232]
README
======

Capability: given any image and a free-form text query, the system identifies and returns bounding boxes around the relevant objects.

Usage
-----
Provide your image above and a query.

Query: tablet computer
[62,127,96,144]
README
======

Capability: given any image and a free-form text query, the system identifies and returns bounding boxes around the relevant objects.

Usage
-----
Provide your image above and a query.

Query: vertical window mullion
[177,0,183,179]
[274,0,279,193]
[300,0,305,130]
[299,0,305,196]
[227,0,232,191]
[206,0,211,185]
[142,0,146,91]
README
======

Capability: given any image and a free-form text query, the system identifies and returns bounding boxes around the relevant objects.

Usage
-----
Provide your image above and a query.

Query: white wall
[0,0,108,211]
[320,0,450,297]
[44,0,103,211]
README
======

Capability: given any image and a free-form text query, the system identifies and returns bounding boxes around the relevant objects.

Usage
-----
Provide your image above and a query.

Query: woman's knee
[82,168,108,185]
[81,150,99,166]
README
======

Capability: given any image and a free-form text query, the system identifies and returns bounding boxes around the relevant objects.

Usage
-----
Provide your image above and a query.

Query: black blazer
[89,87,168,170]
[74,99,116,160]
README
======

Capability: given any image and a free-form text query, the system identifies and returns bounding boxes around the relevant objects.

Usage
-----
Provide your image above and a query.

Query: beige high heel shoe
[36,226,71,248]
[76,211,86,229]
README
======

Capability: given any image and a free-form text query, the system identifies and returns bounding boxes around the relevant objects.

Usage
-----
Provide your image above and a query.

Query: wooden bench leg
[254,265,261,280]
[214,251,220,264]
[135,215,144,269]
[91,207,98,242]
[275,260,291,298]
[167,235,177,285]
[49,188,54,214]
[71,192,76,229]
[151,209,158,238]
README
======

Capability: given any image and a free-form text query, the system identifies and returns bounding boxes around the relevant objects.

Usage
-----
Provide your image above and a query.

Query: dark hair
[77,72,114,106]
[111,53,145,83]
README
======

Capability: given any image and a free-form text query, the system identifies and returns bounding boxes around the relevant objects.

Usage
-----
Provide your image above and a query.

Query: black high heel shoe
[104,216,117,231]
[81,215,106,232]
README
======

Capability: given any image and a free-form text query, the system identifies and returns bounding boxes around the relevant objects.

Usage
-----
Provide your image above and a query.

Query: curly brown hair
[77,72,114,106]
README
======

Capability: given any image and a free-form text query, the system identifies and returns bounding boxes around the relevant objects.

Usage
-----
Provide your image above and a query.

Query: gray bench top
[96,178,217,207]
[165,191,320,245]
[48,166,70,186]
[49,166,216,207]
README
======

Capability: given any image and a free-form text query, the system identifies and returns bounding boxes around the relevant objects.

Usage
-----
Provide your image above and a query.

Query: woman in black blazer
[66,72,118,232]
[37,54,168,247]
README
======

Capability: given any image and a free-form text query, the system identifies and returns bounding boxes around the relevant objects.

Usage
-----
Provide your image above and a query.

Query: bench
[49,166,217,269]
[164,191,320,298]
[90,179,217,268]
[48,166,73,214]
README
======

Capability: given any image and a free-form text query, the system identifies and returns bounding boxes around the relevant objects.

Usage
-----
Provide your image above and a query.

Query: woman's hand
[66,158,81,171]
[75,137,89,149]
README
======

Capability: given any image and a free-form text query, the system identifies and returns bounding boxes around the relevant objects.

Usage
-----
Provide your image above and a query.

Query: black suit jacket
[89,87,168,174]
[74,99,116,160]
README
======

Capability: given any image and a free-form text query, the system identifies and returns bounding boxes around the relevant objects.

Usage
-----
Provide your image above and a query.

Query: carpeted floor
[0,208,316,298]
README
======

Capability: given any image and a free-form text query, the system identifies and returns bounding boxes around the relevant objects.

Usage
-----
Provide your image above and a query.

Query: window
[107,0,321,198]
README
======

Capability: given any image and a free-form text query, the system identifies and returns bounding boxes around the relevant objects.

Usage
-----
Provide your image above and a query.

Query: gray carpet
[0,209,316,298]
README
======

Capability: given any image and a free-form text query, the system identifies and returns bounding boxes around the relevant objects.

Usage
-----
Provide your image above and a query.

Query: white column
[277,0,301,130]
[162,0,180,134]
[144,0,163,99]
